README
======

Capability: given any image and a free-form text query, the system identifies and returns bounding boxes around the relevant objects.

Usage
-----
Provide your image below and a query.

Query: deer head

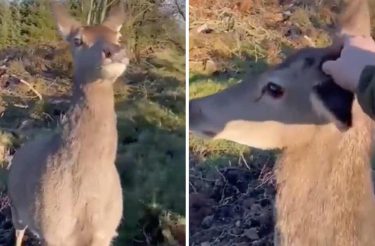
[51,1,129,83]
[190,0,371,149]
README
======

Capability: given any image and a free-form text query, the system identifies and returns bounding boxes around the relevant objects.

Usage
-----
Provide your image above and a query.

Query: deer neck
[71,80,115,115]
[61,79,117,166]
[276,102,375,245]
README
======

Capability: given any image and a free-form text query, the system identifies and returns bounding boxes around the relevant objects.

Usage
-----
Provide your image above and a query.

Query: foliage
[0,0,185,58]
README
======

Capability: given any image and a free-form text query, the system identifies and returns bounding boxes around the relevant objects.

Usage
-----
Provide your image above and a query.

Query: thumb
[322,60,337,75]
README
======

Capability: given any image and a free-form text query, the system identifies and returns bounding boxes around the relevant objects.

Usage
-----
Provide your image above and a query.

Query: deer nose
[102,43,128,63]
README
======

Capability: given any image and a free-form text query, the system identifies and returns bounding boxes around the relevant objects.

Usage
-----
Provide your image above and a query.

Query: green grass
[114,96,185,244]
[113,52,186,243]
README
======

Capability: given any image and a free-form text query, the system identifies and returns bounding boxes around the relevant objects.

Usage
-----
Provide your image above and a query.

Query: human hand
[322,35,375,92]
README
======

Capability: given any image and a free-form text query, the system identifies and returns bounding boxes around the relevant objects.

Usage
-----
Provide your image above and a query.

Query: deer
[190,0,375,245]
[7,1,129,246]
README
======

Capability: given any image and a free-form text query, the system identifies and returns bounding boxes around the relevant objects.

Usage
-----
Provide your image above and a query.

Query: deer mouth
[101,47,129,66]
[189,129,217,139]
[100,57,130,79]
[189,123,220,138]
[102,56,129,66]
[202,130,217,137]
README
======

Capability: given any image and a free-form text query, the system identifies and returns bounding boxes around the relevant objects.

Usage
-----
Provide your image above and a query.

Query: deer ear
[102,2,126,33]
[311,81,354,131]
[51,1,81,40]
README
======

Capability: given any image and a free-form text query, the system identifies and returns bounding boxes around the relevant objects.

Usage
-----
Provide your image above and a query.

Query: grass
[114,52,186,244]
[0,43,185,245]
[189,0,337,76]
[115,95,185,244]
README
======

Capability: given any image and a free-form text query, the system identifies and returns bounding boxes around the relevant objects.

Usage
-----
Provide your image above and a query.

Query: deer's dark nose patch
[303,57,315,68]
[103,49,112,58]
[102,43,122,58]
[101,42,128,63]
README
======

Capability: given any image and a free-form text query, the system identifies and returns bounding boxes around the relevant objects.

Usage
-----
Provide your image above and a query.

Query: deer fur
[7,2,129,246]
[190,0,375,245]
[275,102,375,245]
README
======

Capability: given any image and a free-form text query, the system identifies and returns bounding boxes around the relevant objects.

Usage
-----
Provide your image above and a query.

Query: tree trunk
[86,0,95,25]
[99,0,108,23]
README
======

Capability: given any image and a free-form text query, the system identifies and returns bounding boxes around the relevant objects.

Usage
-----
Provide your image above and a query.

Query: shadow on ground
[189,147,278,246]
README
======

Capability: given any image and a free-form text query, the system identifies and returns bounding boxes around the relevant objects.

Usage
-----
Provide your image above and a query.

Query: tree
[0,0,185,55]
[19,0,59,44]
[72,0,120,25]
[0,1,24,47]
[158,0,185,22]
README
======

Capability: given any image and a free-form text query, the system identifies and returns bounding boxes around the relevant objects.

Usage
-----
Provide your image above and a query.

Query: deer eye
[264,82,284,99]
[73,37,83,47]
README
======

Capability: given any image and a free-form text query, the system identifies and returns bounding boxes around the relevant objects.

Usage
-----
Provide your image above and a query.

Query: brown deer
[190,0,375,245]
[7,2,129,246]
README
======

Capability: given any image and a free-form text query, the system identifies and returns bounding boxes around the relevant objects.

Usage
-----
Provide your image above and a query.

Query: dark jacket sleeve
[356,65,375,118]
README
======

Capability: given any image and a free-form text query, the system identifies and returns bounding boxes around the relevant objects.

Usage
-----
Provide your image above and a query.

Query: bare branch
[173,0,185,21]
[10,75,43,101]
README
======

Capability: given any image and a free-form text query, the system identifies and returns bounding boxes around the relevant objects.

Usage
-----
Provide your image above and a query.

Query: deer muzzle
[102,43,129,65]
[189,100,219,137]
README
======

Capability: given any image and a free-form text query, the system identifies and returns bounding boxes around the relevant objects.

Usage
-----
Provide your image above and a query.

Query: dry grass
[189,0,287,67]
[189,0,337,76]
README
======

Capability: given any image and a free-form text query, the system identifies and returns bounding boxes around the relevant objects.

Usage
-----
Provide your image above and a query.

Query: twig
[189,181,197,193]
[303,35,315,47]
[240,153,251,171]
[10,75,43,101]
[256,165,275,189]
[0,57,10,66]
[13,104,28,108]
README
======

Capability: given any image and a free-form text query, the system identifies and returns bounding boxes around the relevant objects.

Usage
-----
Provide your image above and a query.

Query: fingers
[322,60,337,76]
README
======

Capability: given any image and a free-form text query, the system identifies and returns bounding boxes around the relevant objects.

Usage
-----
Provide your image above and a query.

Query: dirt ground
[0,193,39,246]
[189,150,277,246]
